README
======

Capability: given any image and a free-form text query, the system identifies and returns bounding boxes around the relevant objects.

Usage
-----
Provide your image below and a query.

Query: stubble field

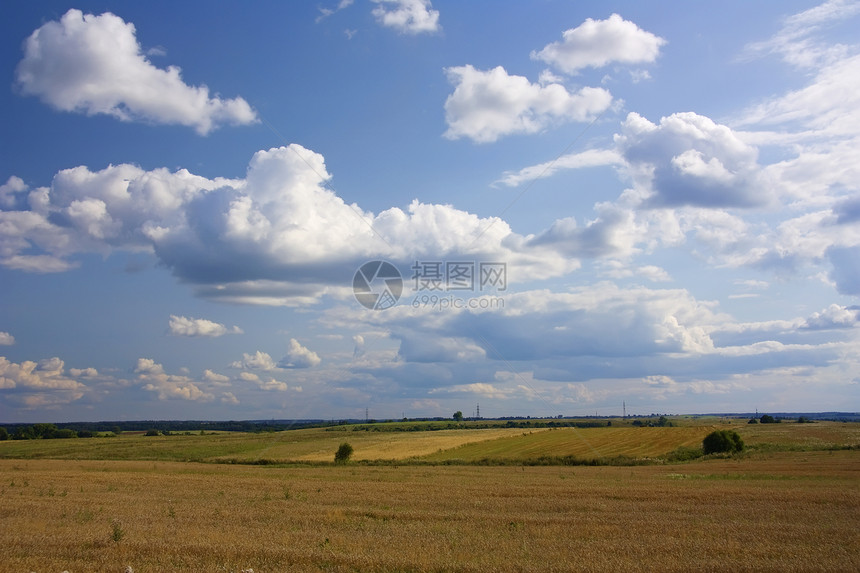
[1,420,858,572]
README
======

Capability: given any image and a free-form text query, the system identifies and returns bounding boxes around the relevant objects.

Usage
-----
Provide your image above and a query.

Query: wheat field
[1,450,857,572]
[2,420,858,571]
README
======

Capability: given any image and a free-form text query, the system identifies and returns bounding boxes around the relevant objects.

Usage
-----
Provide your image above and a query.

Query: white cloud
[803,304,860,329]
[0,356,87,391]
[742,0,860,69]
[495,149,623,187]
[317,0,355,22]
[600,262,672,282]
[168,315,242,337]
[203,369,230,385]
[69,367,98,378]
[443,65,612,143]
[15,9,258,134]
[371,0,440,35]
[279,338,322,368]
[1,144,582,304]
[231,351,277,371]
[220,392,239,405]
[531,14,666,74]
[0,332,15,346]
[258,378,290,391]
[135,358,213,401]
[616,112,766,208]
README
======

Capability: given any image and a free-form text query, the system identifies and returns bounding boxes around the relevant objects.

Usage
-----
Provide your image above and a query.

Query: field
[1,419,858,571]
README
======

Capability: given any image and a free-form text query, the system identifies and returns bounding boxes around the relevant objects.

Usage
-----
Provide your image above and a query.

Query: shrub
[53,429,77,439]
[760,414,777,424]
[0,427,7,441]
[748,418,758,424]
[145,429,160,436]
[334,442,354,463]
[702,430,744,455]
[665,445,703,462]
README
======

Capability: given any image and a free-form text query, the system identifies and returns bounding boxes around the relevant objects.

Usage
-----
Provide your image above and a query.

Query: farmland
[1,419,858,571]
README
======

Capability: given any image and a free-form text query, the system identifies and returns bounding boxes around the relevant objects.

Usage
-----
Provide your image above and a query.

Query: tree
[702,429,744,455]
[748,418,758,424]
[334,442,353,463]
[453,411,464,422]
[0,427,8,441]
[760,414,776,424]
[145,429,160,436]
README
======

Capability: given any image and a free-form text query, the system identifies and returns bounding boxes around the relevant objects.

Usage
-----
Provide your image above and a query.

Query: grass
[2,419,857,465]
[0,451,857,571]
[0,426,555,463]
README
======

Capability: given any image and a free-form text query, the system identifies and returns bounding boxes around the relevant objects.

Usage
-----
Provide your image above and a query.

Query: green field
[1,419,858,571]
[2,418,857,464]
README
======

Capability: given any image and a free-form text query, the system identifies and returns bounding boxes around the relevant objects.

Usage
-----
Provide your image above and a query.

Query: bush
[52,429,77,439]
[334,442,353,463]
[702,429,744,455]
[748,418,758,424]
[760,414,777,424]
[145,429,160,436]
[665,445,704,462]
[0,427,7,441]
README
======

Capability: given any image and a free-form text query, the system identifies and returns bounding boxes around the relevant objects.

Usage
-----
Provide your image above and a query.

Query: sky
[1,0,859,423]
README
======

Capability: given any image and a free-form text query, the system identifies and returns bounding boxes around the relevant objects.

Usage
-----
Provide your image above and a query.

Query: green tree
[0,427,8,440]
[32,423,58,439]
[760,414,776,424]
[702,430,744,455]
[334,442,354,463]
[145,428,160,436]
[453,411,464,422]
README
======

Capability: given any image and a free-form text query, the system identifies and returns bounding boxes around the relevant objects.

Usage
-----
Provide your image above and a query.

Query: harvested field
[1,451,857,572]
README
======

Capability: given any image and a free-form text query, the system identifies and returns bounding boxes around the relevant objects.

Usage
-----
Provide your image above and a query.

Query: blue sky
[1,0,858,423]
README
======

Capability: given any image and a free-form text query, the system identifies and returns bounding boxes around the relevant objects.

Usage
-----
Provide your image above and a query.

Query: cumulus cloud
[371,0,440,35]
[0,332,15,346]
[443,65,612,143]
[168,315,243,337]
[231,351,277,371]
[803,304,860,329]
[15,9,258,134]
[135,358,213,401]
[0,356,86,390]
[279,338,322,368]
[531,14,666,74]
[1,144,582,304]
[616,112,766,208]
[0,356,88,409]
[203,369,230,385]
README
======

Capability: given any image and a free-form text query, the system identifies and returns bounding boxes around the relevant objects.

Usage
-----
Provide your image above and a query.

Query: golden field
[0,419,858,571]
